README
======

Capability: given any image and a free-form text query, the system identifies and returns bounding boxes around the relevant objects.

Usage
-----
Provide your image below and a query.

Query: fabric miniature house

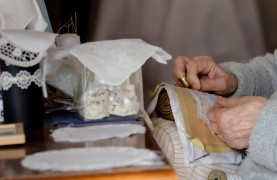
[45,39,172,120]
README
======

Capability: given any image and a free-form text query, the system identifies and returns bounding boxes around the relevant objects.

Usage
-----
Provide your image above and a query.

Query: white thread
[0,69,42,90]
[57,17,77,34]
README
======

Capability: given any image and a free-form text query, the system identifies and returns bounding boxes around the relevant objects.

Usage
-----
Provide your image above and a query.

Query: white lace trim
[0,36,44,67]
[0,69,42,90]
[187,89,216,127]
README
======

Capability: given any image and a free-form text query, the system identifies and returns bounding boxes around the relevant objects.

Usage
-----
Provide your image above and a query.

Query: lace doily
[0,37,41,67]
[0,30,57,67]
[51,123,146,143]
[21,147,162,171]
[0,68,42,90]
[0,39,41,67]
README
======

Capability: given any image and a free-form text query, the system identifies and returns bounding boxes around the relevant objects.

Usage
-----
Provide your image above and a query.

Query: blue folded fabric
[45,110,141,127]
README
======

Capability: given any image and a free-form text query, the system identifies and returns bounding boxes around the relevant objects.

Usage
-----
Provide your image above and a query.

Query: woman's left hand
[208,96,268,149]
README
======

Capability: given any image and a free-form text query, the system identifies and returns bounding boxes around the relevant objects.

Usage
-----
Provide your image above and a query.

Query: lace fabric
[0,30,56,94]
[187,89,216,127]
[0,35,42,67]
[0,68,42,90]
[0,30,57,67]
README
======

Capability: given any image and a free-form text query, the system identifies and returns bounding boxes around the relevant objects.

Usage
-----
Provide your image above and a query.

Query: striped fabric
[152,117,241,180]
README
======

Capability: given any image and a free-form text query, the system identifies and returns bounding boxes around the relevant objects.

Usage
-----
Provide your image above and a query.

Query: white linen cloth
[0,30,57,67]
[67,39,172,86]
[0,0,47,31]
[46,38,171,93]
[51,123,146,143]
[21,147,162,171]
[45,39,171,119]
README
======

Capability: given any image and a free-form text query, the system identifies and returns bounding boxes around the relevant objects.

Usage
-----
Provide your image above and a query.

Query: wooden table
[0,119,177,180]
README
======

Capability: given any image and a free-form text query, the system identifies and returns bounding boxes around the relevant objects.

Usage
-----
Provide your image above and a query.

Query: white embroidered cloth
[45,38,171,97]
[21,147,162,171]
[0,30,57,67]
[45,39,171,119]
[49,39,172,86]
[0,0,47,31]
[51,123,146,142]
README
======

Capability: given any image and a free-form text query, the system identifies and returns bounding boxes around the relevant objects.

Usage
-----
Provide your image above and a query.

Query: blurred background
[44,0,276,105]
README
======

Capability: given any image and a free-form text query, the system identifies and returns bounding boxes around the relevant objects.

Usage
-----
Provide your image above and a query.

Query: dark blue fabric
[45,110,141,127]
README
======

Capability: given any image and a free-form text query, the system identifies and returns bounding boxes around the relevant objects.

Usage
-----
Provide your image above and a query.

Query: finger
[172,56,190,79]
[193,56,217,76]
[207,105,220,123]
[216,96,240,108]
[207,104,231,125]
[228,137,249,149]
[210,122,219,135]
[185,63,203,90]
[173,56,201,89]
[198,77,219,92]
[186,57,216,91]
[211,96,225,109]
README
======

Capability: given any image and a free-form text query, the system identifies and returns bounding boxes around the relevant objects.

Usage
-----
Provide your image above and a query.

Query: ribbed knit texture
[219,50,277,180]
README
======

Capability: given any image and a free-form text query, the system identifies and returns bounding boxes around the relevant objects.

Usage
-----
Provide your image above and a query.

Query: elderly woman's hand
[172,56,238,96]
[208,96,268,149]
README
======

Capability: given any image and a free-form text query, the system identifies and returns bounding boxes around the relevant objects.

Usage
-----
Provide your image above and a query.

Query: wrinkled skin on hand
[172,56,238,96]
[172,55,268,149]
[208,96,268,149]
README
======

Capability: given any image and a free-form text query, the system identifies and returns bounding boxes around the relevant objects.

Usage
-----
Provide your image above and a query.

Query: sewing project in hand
[147,83,243,166]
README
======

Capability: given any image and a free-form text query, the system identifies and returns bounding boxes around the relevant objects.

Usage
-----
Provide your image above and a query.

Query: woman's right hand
[208,96,268,149]
[172,56,238,96]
